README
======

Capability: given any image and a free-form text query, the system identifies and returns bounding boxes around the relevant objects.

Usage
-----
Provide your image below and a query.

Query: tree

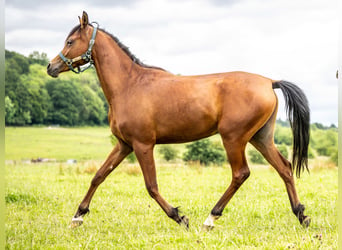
[28,51,49,65]
[27,86,51,124]
[20,67,52,124]
[6,80,32,125]
[5,50,110,126]
[5,50,30,74]
[5,50,32,125]
[46,79,83,125]
[183,139,226,166]
[79,86,106,125]
[5,96,16,125]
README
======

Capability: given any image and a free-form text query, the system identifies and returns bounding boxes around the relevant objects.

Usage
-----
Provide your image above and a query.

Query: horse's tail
[272,80,310,178]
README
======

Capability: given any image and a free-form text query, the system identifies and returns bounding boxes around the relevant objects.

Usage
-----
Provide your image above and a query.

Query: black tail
[273,80,310,178]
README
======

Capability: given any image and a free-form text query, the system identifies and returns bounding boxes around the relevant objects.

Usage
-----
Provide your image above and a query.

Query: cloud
[6,0,138,10]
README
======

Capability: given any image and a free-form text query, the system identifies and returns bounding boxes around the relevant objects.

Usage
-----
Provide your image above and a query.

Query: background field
[5,127,338,249]
[5,126,113,161]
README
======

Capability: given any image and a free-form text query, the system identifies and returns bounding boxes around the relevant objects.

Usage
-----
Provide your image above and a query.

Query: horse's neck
[92,32,139,104]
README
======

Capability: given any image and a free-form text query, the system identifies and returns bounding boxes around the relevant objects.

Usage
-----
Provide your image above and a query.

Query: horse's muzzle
[47,63,60,78]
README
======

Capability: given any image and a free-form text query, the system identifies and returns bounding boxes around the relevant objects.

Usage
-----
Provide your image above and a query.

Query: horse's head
[47,11,98,77]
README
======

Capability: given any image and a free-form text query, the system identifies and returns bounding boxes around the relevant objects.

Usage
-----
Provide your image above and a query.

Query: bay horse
[47,11,311,230]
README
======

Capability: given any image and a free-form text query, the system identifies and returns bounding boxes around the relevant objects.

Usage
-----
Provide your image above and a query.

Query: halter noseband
[59,22,99,74]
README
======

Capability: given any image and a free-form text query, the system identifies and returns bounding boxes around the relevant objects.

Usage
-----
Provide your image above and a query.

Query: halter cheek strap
[59,22,99,74]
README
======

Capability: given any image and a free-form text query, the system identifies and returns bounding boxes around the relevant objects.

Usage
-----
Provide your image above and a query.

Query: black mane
[67,24,166,71]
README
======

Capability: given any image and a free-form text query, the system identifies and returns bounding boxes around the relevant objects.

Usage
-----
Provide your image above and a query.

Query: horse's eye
[67,40,73,46]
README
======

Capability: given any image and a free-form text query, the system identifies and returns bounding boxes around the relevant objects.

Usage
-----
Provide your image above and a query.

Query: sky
[5,0,338,125]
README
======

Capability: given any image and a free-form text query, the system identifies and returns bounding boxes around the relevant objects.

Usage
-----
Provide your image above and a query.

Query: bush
[183,139,226,166]
[274,125,292,146]
[308,146,315,159]
[330,148,338,166]
[126,152,137,163]
[310,129,337,157]
[277,144,288,159]
[159,145,178,162]
[248,148,267,164]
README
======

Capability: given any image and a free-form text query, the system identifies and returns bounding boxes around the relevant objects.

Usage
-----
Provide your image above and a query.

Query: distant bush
[248,148,267,164]
[159,145,178,162]
[277,144,288,159]
[274,125,292,146]
[308,146,315,159]
[311,129,337,157]
[183,139,226,166]
[126,152,137,163]
[330,148,338,166]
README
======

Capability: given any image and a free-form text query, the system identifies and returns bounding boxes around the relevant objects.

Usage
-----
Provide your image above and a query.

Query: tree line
[5,50,108,126]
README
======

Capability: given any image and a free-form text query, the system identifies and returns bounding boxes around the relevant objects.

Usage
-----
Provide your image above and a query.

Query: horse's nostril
[47,63,51,70]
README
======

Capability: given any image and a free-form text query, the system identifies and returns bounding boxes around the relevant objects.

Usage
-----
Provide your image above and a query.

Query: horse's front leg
[71,140,132,228]
[133,141,189,228]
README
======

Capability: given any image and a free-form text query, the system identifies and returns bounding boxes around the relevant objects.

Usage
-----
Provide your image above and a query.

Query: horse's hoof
[202,224,214,232]
[301,216,311,228]
[202,214,218,231]
[180,215,189,229]
[70,217,83,228]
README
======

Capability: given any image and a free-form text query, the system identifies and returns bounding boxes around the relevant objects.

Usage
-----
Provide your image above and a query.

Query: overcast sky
[5,0,338,125]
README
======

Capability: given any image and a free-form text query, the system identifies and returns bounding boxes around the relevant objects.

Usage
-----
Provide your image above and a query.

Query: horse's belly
[155,114,218,144]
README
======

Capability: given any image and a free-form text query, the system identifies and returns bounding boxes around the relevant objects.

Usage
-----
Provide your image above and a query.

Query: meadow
[5,127,338,249]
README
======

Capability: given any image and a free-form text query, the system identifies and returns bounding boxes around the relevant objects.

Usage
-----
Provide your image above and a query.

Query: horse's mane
[68,24,166,72]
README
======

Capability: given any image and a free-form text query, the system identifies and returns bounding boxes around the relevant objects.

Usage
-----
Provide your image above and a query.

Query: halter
[59,22,99,74]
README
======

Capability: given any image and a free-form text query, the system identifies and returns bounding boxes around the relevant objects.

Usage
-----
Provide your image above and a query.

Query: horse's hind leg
[250,121,310,227]
[203,140,250,230]
[71,140,132,228]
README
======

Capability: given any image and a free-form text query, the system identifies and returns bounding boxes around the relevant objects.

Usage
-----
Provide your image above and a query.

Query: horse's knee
[233,167,250,185]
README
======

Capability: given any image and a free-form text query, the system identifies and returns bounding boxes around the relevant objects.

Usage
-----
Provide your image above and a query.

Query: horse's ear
[79,11,89,29]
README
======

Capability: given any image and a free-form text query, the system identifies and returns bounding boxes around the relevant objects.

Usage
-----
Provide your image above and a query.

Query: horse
[47,11,311,230]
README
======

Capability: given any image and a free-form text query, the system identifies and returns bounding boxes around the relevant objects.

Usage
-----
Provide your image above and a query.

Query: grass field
[5,126,113,161]
[5,127,338,249]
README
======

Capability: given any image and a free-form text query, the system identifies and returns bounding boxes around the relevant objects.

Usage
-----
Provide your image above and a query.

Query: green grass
[6,163,337,249]
[5,127,338,249]
[5,127,221,163]
[5,126,113,161]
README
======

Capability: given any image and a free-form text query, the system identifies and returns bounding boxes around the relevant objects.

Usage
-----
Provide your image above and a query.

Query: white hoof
[70,217,83,228]
[202,214,218,231]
